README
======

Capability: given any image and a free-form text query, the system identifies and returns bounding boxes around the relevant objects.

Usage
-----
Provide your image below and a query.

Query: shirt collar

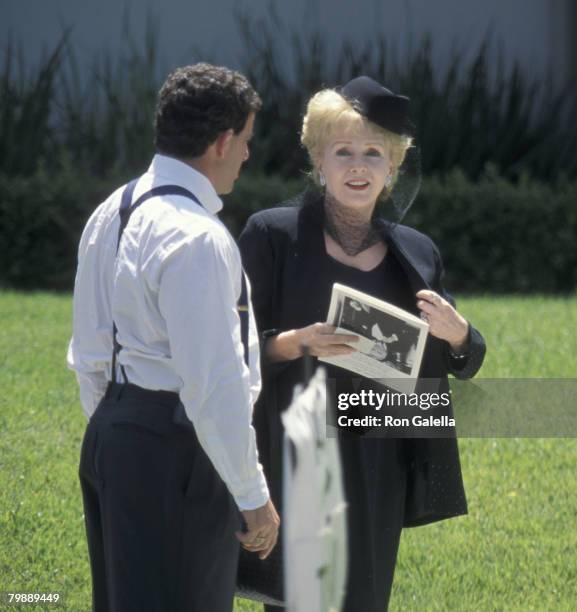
[146,154,223,214]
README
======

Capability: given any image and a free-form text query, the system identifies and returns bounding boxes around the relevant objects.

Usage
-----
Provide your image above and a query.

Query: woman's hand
[416,290,469,352]
[266,323,359,362]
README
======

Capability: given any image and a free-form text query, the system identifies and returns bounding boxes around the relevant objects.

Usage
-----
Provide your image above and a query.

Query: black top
[239,193,487,527]
[313,237,416,316]
[319,242,413,393]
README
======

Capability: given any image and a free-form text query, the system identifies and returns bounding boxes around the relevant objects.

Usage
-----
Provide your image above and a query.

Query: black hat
[339,76,412,136]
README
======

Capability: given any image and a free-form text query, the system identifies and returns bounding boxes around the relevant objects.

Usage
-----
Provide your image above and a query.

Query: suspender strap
[111,178,139,384]
[238,273,249,367]
[111,179,250,384]
[116,181,204,253]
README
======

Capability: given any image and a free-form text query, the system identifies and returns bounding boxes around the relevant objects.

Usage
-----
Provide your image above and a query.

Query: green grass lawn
[1,292,576,611]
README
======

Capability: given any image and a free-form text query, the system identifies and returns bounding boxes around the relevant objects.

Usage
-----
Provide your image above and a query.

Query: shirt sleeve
[67,205,113,418]
[68,358,108,419]
[157,228,270,511]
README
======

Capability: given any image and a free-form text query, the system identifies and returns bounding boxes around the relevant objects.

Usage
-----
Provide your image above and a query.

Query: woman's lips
[345,180,370,191]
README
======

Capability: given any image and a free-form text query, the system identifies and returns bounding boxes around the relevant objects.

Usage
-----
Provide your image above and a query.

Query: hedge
[0,162,117,290]
[404,169,577,293]
[1,168,575,293]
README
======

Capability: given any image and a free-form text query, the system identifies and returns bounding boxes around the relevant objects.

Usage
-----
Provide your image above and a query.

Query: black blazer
[239,194,486,527]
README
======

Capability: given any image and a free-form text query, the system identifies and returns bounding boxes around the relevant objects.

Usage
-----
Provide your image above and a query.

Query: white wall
[1,0,574,88]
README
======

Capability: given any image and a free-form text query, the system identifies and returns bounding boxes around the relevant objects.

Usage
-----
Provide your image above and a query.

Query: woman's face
[319,123,392,210]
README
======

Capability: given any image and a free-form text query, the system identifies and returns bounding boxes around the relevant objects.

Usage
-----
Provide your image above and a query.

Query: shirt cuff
[231,472,270,511]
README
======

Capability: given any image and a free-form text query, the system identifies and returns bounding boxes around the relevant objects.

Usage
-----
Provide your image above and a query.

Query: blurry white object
[282,368,347,612]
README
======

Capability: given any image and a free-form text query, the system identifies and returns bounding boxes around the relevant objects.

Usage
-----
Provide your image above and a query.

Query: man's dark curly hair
[154,63,261,158]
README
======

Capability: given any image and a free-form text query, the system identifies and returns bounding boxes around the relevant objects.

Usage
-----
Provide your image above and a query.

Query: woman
[239,76,486,611]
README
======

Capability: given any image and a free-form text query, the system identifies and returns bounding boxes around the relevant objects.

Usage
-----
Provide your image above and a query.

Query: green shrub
[0,168,299,290]
[405,168,577,293]
[0,35,67,176]
[0,23,160,180]
[1,168,575,293]
[0,161,125,290]
[58,19,160,177]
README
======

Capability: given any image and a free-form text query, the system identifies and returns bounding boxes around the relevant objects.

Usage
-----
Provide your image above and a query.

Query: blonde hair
[301,89,412,192]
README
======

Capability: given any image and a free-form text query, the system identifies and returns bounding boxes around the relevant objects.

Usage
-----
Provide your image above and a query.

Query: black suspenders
[111,178,250,384]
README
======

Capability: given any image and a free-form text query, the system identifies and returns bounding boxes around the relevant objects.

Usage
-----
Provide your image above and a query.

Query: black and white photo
[322,283,429,393]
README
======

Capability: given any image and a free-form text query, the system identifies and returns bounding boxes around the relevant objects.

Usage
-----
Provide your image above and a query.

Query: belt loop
[115,383,125,400]
[106,382,125,401]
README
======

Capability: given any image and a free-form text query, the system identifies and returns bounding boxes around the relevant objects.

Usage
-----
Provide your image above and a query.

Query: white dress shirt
[67,154,269,510]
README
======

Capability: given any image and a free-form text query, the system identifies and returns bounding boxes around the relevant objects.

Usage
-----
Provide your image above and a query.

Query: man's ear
[214,129,234,159]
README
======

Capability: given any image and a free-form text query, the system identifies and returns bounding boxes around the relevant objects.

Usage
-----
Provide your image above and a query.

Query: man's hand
[236,499,280,560]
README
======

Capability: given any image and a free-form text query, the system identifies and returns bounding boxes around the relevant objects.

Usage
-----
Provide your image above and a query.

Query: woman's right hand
[266,323,359,362]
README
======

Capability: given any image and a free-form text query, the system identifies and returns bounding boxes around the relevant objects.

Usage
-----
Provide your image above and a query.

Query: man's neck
[181,156,220,193]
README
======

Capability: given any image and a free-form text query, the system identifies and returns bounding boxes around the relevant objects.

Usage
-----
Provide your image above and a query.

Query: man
[67,63,279,612]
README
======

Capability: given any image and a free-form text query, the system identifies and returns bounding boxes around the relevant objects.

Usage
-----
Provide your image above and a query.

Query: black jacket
[239,194,486,527]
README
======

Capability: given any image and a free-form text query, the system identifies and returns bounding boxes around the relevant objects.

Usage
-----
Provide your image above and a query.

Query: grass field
[1,291,576,611]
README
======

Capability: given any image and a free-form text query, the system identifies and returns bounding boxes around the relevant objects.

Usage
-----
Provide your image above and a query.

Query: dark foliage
[1,170,575,293]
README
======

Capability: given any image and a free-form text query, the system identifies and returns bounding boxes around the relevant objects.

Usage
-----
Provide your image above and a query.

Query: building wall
[1,0,574,88]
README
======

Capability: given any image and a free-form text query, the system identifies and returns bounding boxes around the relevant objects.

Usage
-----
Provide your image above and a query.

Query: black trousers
[79,383,241,612]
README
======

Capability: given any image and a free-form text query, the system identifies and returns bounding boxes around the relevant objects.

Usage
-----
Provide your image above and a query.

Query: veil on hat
[386,145,422,226]
[338,76,422,226]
